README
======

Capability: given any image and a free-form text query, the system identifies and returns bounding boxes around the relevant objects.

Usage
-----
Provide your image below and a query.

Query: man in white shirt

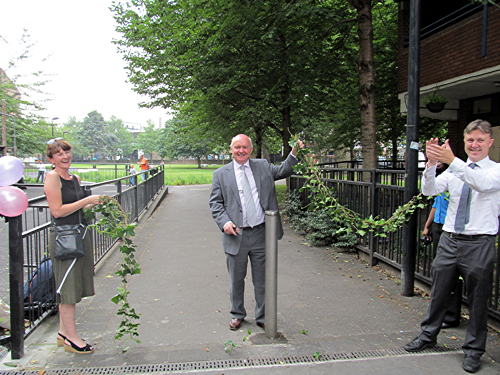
[404,120,500,373]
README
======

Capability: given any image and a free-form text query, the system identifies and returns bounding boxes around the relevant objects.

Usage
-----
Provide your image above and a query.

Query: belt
[445,231,495,240]
[241,223,265,230]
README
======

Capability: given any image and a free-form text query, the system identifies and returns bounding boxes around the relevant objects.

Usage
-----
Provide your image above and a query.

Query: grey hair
[463,119,492,136]
[230,134,253,148]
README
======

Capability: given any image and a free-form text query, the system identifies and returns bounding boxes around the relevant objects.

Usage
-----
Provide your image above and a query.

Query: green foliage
[423,91,447,105]
[111,0,358,156]
[224,340,237,353]
[0,31,52,156]
[136,121,162,160]
[89,197,141,344]
[288,135,429,244]
[283,190,357,248]
[158,116,214,166]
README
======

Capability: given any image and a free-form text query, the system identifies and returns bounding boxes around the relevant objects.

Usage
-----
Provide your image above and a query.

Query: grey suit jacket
[209,154,298,255]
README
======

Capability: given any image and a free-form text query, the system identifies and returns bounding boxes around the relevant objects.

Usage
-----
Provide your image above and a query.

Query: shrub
[282,190,357,249]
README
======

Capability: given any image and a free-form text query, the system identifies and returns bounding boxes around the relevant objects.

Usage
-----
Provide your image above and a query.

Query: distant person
[209,134,304,331]
[44,138,102,354]
[139,155,149,181]
[421,162,461,329]
[129,164,137,186]
[404,120,500,374]
[36,160,46,183]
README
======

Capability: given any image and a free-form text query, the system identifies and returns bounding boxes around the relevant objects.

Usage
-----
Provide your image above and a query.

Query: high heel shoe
[56,332,67,347]
[64,337,94,354]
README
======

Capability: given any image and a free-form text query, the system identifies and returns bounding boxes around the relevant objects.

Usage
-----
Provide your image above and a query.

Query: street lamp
[50,117,59,137]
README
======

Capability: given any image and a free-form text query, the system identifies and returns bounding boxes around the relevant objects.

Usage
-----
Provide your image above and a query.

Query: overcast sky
[0,0,169,129]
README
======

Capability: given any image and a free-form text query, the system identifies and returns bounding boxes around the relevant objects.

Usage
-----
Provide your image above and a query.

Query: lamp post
[50,117,59,137]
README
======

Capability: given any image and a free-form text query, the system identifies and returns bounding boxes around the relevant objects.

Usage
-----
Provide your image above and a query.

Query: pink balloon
[0,156,25,186]
[0,186,29,217]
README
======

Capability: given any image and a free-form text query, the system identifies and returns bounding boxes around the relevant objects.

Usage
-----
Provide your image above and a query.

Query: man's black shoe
[441,320,460,329]
[463,354,481,373]
[403,337,436,352]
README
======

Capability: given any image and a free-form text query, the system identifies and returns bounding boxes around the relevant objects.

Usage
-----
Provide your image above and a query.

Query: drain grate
[0,345,462,375]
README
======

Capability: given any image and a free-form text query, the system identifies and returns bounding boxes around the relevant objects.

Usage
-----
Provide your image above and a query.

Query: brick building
[397,0,500,161]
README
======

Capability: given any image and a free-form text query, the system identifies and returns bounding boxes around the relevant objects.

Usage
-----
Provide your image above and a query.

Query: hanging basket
[426,102,446,113]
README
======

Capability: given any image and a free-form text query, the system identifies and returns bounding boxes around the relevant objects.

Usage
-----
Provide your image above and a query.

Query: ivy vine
[87,196,141,346]
[290,136,429,238]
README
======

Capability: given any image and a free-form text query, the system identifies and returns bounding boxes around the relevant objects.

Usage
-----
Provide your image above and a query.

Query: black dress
[49,176,95,304]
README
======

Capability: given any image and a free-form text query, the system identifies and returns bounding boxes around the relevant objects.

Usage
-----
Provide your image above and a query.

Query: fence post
[9,215,24,359]
[116,180,122,205]
[368,170,378,266]
[133,176,139,221]
[265,210,279,338]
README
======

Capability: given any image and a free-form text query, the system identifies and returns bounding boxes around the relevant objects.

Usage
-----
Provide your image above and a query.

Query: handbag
[54,224,86,260]
[53,177,87,260]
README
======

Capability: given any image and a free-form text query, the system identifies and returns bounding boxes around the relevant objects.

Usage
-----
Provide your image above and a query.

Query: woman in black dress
[44,139,102,354]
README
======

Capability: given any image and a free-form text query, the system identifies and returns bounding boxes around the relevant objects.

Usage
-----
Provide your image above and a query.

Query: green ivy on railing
[290,135,429,238]
[88,197,141,348]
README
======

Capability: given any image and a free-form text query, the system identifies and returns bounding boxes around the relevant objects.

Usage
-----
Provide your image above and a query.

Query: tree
[111,0,354,157]
[76,111,118,160]
[1,31,51,156]
[347,0,377,169]
[158,116,215,168]
[136,121,161,160]
[108,116,136,159]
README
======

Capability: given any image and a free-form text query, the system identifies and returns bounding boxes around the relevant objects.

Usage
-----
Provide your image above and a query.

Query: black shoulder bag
[54,177,87,260]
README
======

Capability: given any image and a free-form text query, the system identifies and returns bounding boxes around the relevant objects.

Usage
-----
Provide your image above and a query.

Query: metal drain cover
[0,345,462,375]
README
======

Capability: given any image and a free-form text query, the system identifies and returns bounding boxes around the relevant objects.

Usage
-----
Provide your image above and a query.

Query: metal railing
[289,167,499,321]
[3,166,165,357]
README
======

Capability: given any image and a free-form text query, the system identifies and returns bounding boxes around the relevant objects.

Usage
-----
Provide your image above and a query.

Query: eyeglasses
[47,137,63,145]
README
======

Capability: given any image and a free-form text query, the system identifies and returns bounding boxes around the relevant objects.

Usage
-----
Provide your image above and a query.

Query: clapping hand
[426,139,455,165]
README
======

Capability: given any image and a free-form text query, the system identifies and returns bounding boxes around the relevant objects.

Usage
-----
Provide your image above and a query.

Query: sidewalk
[1,184,498,374]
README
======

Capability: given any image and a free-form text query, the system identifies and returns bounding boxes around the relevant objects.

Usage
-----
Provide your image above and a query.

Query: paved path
[1,185,499,374]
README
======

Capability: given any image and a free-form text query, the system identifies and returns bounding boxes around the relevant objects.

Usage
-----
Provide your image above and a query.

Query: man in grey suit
[209,134,303,330]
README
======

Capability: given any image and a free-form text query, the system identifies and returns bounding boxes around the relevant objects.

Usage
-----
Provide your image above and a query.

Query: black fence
[289,167,500,322]
[2,167,165,357]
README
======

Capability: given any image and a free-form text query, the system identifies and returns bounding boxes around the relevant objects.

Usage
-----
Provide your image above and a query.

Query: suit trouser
[226,225,266,323]
[420,232,495,356]
[431,223,462,324]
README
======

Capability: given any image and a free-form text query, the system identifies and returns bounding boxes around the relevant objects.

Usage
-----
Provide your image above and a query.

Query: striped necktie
[454,163,478,233]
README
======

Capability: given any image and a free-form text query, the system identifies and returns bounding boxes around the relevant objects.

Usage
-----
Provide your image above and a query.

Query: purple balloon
[0,156,25,186]
[0,186,29,217]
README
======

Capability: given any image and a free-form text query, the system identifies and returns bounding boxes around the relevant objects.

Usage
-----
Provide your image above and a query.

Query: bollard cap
[265,210,279,216]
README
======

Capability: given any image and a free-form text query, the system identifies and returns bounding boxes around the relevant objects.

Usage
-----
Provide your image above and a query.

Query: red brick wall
[398,5,500,91]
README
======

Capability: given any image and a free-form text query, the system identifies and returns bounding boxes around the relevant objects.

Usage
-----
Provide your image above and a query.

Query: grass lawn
[163,164,220,185]
[23,162,294,190]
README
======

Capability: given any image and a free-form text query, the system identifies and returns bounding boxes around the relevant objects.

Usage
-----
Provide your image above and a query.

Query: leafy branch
[88,197,141,346]
[289,135,429,238]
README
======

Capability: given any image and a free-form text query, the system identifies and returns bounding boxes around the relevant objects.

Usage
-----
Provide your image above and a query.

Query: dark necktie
[454,163,478,233]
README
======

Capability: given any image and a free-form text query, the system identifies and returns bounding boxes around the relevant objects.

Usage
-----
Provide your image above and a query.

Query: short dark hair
[463,119,492,136]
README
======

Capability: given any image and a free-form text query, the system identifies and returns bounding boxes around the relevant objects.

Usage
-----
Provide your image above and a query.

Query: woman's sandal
[56,332,67,347]
[64,337,94,354]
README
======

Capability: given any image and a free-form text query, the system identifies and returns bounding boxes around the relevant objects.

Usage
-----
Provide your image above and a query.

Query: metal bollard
[264,210,279,338]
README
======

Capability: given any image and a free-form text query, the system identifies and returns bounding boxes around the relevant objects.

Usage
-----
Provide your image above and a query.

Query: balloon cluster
[0,156,29,217]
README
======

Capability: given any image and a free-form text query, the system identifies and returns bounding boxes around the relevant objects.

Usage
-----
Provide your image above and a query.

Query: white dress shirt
[422,156,500,235]
[233,161,265,226]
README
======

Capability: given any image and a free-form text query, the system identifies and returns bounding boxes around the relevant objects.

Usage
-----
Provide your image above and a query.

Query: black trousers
[420,231,496,356]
